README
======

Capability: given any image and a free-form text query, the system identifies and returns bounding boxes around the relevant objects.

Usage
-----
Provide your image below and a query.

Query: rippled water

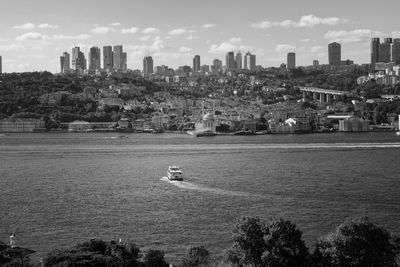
[1,132,400,263]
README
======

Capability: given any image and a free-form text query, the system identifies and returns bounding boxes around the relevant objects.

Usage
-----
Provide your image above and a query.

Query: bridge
[299,87,348,103]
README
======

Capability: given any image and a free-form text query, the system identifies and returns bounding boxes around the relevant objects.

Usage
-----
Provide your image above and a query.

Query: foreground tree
[181,246,210,267]
[313,217,399,267]
[143,249,168,267]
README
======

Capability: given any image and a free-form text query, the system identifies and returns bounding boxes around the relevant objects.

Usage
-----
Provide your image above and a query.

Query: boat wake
[160,177,259,197]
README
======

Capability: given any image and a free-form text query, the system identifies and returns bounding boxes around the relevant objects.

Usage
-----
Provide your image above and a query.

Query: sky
[0,0,399,73]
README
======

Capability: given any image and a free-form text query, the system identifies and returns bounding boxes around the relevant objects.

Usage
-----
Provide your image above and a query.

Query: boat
[233,130,256,135]
[167,166,184,181]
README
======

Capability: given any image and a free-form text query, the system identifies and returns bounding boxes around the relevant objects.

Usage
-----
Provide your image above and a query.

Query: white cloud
[38,23,58,29]
[275,44,296,52]
[252,14,348,29]
[141,27,159,34]
[229,37,242,44]
[90,26,116,34]
[111,22,122,26]
[121,27,139,34]
[53,34,91,40]
[0,43,26,51]
[324,29,383,43]
[310,45,323,53]
[209,38,252,54]
[140,35,151,41]
[179,46,193,53]
[185,35,199,40]
[202,24,216,29]
[168,28,187,35]
[16,32,48,41]
[13,23,35,30]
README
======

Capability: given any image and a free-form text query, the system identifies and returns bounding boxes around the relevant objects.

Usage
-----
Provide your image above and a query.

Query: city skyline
[0,0,400,73]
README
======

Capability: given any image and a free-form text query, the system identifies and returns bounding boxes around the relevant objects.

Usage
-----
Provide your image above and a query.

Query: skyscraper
[0,55,2,74]
[212,59,222,72]
[113,45,123,71]
[328,42,341,66]
[60,52,70,73]
[287,52,296,69]
[103,46,113,72]
[226,51,235,70]
[235,51,242,70]
[193,55,200,73]
[392,39,400,64]
[122,52,127,72]
[72,47,86,72]
[143,56,153,77]
[89,47,101,73]
[370,38,380,70]
[244,51,256,71]
[379,38,392,63]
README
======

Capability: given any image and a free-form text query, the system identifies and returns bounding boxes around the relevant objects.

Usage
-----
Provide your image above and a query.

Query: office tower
[122,52,127,72]
[287,52,296,69]
[244,51,256,71]
[392,39,400,64]
[328,42,341,66]
[371,38,380,70]
[143,56,153,76]
[0,56,2,74]
[226,51,235,70]
[200,65,210,73]
[72,47,86,72]
[89,47,101,73]
[103,46,113,71]
[193,55,200,73]
[212,59,222,72]
[113,45,123,71]
[60,52,70,73]
[313,60,319,66]
[235,51,242,69]
[379,38,392,63]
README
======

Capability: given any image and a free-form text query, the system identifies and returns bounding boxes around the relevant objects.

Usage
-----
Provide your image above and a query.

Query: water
[1,132,400,263]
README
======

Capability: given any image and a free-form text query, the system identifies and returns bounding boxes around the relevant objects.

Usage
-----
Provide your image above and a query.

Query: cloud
[275,44,296,52]
[38,23,58,29]
[90,26,116,34]
[111,22,122,26]
[209,38,252,54]
[13,23,35,30]
[179,46,193,53]
[324,29,383,43]
[310,45,323,53]
[141,27,159,34]
[168,28,187,35]
[202,24,216,29]
[122,27,139,34]
[53,34,91,40]
[140,35,151,41]
[251,14,348,29]
[0,43,26,51]
[16,32,48,41]
[185,35,199,40]
[229,37,242,44]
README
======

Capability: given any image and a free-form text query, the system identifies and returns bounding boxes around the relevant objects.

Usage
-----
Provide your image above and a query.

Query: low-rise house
[0,118,45,132]
[339,118,369,132]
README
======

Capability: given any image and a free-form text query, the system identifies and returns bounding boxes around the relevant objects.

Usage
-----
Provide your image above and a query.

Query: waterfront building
[328,42,341,66]
[193,55,200,73]
[89,47,101,73]
[371,38,380,70]
[287,52,296,70]
[0,118,46,132]
[235,51,242,70]
[71,47,86,72]
[244,52,256,71]
[113,45,123,71]
[60,52,70,74]
[143,56,154,77]
[379,38,392,63]
[103,46,113,72]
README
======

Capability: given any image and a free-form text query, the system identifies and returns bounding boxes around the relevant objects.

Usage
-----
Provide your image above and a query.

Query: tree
[181,246,210,267]
[143,249,168,267]
[313,217,399,267]
[262,219,309,267]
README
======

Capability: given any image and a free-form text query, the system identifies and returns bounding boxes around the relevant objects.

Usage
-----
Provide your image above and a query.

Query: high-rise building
[226,51,235,70]
[113,45,123,71]
[89,47,101,73]
[328,42,341,66]
[193,55,200,73]
[392,38,400,64]
[379,38,392,63]
[212,59,222,72]
[287,52,296,70]
[371,38,380,70]
[103,46,113,72]
[244,52,256,71]
[313,60,319,66]
[60,52,70,73]
[72,47,86,72]
[122,52,127,72]
[0,55,2,74]
[235,51,242,70]
[143,56,153,77]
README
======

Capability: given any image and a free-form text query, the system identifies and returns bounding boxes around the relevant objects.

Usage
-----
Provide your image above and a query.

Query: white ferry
[167,166,184,181]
